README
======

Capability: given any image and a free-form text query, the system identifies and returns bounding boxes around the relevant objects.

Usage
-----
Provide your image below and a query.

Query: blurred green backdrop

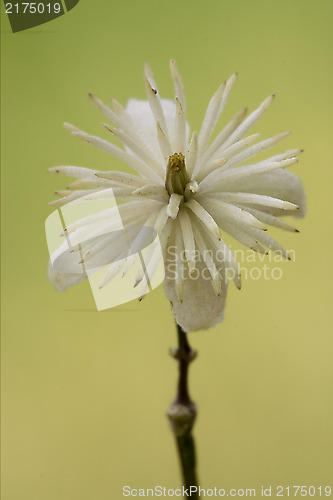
[1,1,332,498]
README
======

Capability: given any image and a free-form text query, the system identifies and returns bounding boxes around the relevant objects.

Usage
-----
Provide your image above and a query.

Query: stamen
[165,153,190,195]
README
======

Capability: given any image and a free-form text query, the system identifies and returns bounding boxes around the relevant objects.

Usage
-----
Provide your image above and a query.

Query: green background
[1,1,332,498]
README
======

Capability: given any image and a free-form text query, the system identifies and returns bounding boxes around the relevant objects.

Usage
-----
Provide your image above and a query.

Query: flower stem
[167,324,199,498]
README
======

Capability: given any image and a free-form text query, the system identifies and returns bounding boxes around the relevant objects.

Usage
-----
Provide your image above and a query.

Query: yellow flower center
[165,153,190,196]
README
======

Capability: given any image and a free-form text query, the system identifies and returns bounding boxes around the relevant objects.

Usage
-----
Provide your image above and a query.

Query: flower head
[48,61,305,332]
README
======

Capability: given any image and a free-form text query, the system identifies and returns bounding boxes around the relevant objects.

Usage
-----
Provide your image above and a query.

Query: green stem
[167,324,199,498]
[176,432,198,496]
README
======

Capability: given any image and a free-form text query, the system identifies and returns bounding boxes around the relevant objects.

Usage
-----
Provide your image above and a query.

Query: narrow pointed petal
[49,189,101,206]
[186,132,198,178]
[250,228,292,259]
[66,178,114,190]
[95,171,149,188]
[222,94,275,149]
[185,199,220,239]
[198,82,226,155]
[200,158,298,192]
[99,260,124,289]
[144,75,169,140]
[54,190,72,197]
[88,93,121,126]
[236,205,299,232]
[198,107,247,168]
[174,220,185,302]
[156,121,173,160]
[225,132,291,168]
[167,193,183,219]
[199,198,267,230]
[178,209,196,274]
[201,225,241,289]
[67,125,161,181]
[219,169,306,217]
[102,122,163,176]
[219,221,267,254]
[197,134,260,182]
[144,61,158,91]
[218,72,238,116]
[170,59,186,113]
[219,192,299,211]
[90,93,154,154]
[192,222,222,296]
[174,97,186,153]
[154,205,169,234]
[48,166,98,178]
[132,183,168,202]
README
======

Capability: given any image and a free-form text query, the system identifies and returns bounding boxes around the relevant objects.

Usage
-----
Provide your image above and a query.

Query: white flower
[48,60,305,332]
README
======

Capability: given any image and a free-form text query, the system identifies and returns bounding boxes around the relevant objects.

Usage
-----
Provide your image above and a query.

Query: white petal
[125,98,190,158]
[219,221,267,254]
[66,125,160,181]
[198,82,226,155]
[200,224,241,289]
[62,206,122,235]
[192,221,222,296]
[186,132,198,178]
[154,205,169,234]
[48,166,98,178]
[167,193,183,219]
[235,205,299,232]
[156,121,173,160]
[90,93,158,158]
[197,134,260,182]
[219,169,306,217]
[103,122,163,177]
[174,219,185,302]
[214,133,260,162]
[248,228,291,259]
[98,260,124,289]
[164,249,227,333]
[144,61,158,90]
[170,60,186,114]
[218,72,238,116]
[144,75,170,141]
[66,178,114,190]
[95,171,151,188]
[200,158,298,192]
[174,97,186,153]
[199,197,267,230]
[132,183,168,202]
[198,107,247,169]
[224,132,290,168]
[185,199,220,239]
[218,192,299,211]
[89,93,122,127]
[178,209,196,274]
[222,94,275,149]
[121,214,158,277]
[49,189,101,207]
